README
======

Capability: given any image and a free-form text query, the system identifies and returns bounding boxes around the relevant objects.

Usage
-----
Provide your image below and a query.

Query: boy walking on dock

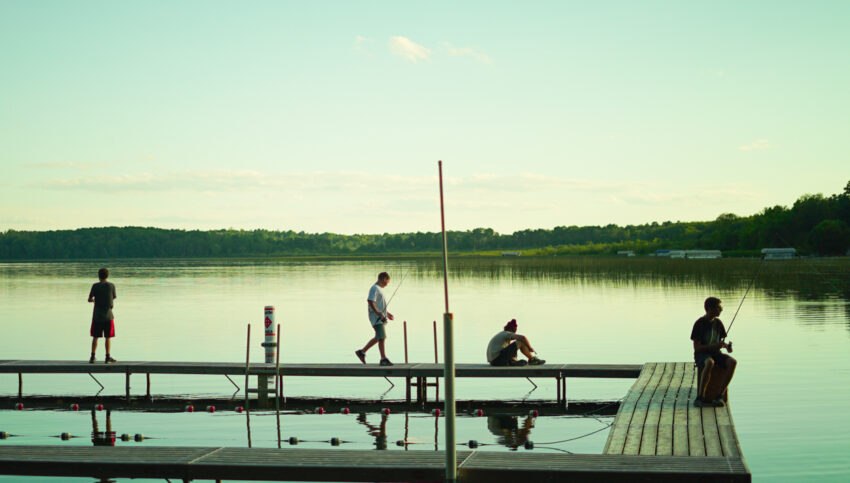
[486,319,545,366]
[88,268,117,364]
[355,272,394,366]
[691,297,737,407]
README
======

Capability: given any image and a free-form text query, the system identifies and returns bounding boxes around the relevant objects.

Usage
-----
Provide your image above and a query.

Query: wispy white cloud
[389,36,431,62]
[738,139,771,151]
[20,169,767,232]
[354,35,373,54]
[23,161,104,170]
[442,42,491,64]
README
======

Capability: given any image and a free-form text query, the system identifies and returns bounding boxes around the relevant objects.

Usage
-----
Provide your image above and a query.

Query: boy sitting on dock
[355,272,395,366]
[691,297,737,407]
[88,268,117,364]
[486,319,545,366]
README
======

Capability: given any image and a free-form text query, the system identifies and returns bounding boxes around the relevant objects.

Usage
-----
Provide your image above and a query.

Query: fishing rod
[725,255,766,342]
[385,267,411,310]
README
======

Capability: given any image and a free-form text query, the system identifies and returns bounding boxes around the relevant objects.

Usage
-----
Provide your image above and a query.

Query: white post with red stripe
[263,306,276,363]
[258,306,276,405]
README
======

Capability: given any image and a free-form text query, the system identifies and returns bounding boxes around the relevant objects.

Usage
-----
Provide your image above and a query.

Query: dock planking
[603,362,749,480]
[0,446,752,482]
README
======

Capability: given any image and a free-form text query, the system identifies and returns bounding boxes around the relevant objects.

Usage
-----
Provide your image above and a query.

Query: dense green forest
[2,183,849,260]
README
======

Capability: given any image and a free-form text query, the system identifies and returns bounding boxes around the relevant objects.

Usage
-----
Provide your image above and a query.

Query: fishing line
[726,255,765,336]
[385,267,411,309]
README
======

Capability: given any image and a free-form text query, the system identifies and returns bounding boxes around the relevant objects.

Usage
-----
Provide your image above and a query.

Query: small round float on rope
[0,431,8,439]
[70,403,79,411]
[468,440,479,448]
[330,437,341,446]
[340,407,350,414]
[315,407,325,415]
[523,440,534,450]
[95,404,104,411]
[475,409,484,416]
[60,432,72,441]
[14,403,23,410]
[235,406,244,413]
[382,408,391,415]
[529,409,538,418]
[206,405,216,413]
[395,440,405,447]
[288,436,299,445]
[431,408,441,417]
[185,405,194,413]
[134,434,144,442]
[120,433,131,441]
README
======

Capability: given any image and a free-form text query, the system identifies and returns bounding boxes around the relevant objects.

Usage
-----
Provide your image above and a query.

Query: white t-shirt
[486,331,514,362]
[367,283,388,326]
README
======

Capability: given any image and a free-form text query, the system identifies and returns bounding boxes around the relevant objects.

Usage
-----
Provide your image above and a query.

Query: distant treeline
[2,183,849,260]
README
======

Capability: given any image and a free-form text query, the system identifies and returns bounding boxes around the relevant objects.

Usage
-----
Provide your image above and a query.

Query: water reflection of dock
[0,361,750,481]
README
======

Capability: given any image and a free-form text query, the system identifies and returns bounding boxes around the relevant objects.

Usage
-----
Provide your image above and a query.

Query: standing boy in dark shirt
[690,296,737,407]
[88,268,117,363]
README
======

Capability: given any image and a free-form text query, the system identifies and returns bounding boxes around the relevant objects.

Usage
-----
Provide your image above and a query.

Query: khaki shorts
[372,323,387,341]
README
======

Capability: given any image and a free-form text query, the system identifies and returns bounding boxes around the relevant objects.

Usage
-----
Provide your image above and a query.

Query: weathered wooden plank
[603,362,657,454]
[460,452,751,483]
[656,362,685,455]
[0,360,639,379]
[621,362,666,455]
[687,363,706,456]
[673,363,695,456]
[638,362,675,455]
[0,446,751,482]
[701,405,723,457]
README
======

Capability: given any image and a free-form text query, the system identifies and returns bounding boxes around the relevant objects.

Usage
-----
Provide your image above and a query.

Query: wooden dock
[0,361,751,481]
[0,446,750,482]
[0,360,641,406]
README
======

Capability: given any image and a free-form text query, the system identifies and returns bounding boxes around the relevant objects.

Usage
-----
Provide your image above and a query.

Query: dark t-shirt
[690,316,726,356]
[89,281,116,323]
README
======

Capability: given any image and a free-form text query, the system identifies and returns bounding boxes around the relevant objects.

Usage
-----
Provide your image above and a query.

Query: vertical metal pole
[18,373,22,399]
[438,160,456,483]
[146,374,151,399]
[245,324,252,448]
[433,320,440,402]
[244,324,251,411]
[275,323,282,448]
[404,321,411,403]
[125,372,130,402]
[404,321,409,363]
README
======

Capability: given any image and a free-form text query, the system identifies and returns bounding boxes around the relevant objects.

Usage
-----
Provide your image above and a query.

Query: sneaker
[508,359,528,367]
[379,358,394,366]
[528,357,546,366]
[355,350,366,364]
[89,355,96,364]
[105,356,117,364]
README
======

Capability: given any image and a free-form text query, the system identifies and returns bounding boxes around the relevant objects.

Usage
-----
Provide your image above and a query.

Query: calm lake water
[1,257,849,482]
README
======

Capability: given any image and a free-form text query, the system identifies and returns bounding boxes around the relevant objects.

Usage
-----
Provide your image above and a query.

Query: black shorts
[91,319,115,338]
[489,342,518,366]
[695,352,731,369]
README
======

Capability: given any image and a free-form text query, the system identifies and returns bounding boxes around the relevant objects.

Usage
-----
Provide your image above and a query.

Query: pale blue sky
[1,1,847,234]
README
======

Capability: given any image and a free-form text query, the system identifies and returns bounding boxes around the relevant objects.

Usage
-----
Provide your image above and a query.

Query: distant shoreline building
[656,249,721,259]
[761,248,796,260]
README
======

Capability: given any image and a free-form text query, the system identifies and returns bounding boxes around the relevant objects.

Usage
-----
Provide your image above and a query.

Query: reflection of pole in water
[486,415,534,449]
[434,412,439,451]
[91,409,115,447]
[356,412,388,450]
[403,412,409,451]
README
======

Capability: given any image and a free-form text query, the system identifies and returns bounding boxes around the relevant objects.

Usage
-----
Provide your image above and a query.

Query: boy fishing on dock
[355,272,395,366]
[486,319,545,366]
[691,296,737,407]
[88,268,117,363]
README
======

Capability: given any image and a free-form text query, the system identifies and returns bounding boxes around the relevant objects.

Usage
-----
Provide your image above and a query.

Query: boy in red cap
[486,319,545,366]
